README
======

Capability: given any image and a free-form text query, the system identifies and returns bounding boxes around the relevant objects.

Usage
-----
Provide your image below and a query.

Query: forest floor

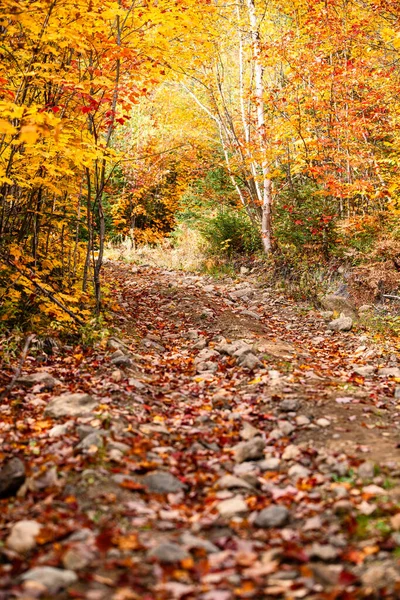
[1,261,400,599]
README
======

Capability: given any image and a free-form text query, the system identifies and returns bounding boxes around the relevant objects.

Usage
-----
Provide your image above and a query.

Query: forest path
[1,262,400,599]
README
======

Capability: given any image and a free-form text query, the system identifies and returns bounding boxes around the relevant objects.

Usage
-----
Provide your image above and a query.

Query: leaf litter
[1,262,400,598]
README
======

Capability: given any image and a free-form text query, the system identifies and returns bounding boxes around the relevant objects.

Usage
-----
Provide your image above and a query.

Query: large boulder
[44,393,98,418]
[321,294,357,319]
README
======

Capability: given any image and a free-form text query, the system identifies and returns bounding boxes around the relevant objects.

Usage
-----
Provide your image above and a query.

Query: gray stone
[238,353,261,370]
[75,432,104,452]
[296,415,310,426]
[379,367,400,378]
[328,313,353,332]
[217,495,249,518]
[44,393,98,418]
[353,365,375,377]
[240,422,261,440]
[216,475,254,490]
[111,355,132,368]
[6,520,41,553]
[255,505,289,528]
[143,471,186,493]
[357,461,375,480]
[280,399,300,412]
[48,422,71,437]
[309,543,338,561]
[288,465,310,480]
[258,458,281,472]
[16,371,60,389]
[0,457,26,498]
[361,563,400,590]
[282,444,300,461]
[148,542,189,564]
[196,361,218,374]
[20,567,77,593]
[234,437,265,463]
[321,294,357,318]
[62,546,92,570]
[316,418,331,428]
[180,532,218,554]
[278,421,295,435]
[193,338,207,350]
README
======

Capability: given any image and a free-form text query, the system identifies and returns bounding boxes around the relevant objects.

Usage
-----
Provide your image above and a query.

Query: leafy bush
[274,178,337,258]
[201,208,262,257]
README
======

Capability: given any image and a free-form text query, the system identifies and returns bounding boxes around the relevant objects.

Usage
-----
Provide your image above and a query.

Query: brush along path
[1,262,400,599]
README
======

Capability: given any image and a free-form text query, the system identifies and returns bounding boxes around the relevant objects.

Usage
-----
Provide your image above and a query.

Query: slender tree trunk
[246,0,273,253]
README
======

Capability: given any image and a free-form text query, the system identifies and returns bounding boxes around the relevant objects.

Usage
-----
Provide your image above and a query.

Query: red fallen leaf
[339,569,358,585]
[282,543,309,563]
[96,529,115,553]
[119,479,145,491]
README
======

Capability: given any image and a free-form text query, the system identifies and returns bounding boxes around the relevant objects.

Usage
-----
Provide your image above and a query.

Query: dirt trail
[1,262,400,599]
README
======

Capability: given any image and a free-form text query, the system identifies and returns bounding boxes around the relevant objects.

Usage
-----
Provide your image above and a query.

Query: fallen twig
[383,295,400,302]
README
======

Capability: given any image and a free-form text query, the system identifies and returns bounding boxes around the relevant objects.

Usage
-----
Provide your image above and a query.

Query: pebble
[255,505,289,528]
[233,437,265,463]
[258,458,281,472]
[357,461,375,480]
[20,567,77,593]
[217,495,249,518]
[62,546,92,570]
[180,532,218,554]
[316,418,331,428]
[278,420,295,435]
[288,464,310,480]
[309,543,338,561]
[75,432,105,452]
[6,520,41,553]
[44,393,98,418]
[148,542,190,563]
[240,422,261,440]
[280,399,300,412]
[282,444,300,461]
[216,475,254,490]
[143,471,186,493]
[296,415,310,426]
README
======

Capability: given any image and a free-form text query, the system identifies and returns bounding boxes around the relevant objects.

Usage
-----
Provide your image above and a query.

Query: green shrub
[274,178,337,258]
[201,208,262,257]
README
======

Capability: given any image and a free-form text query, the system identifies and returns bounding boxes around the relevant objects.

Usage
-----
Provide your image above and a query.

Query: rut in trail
[1,262,400,599]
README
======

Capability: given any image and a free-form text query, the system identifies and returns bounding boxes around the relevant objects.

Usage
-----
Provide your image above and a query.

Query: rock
[353,365,375,377]
[334,500,353,515]
[62,546,92,570]
[44,393,98,418]
[288,465,310,480]
[279,399,300,412]
[303,516,322,531]
[278,420,295,435]
[216,475,254,490]
[379,367,400,378]
[359,305,373,313]
[180,532,218,554]
[240,310,261,320]
[148,542,190,563]
[48,422,72,437]
[111,355,132,368]
[217,495,249,518]
[234,438,265,463]
[0,457,26,498]
[193,338,207,350]
[361,563,400,590]
[240,422,261,440]
[328,313,353,332]
[309,543,338,561]
[75,431,105,452]
[229,288,253,299]
[282,444,300,461]
[238,353,261,370]
[255,505,289,528]
[395,386,400,400]
[194,349,219,364]
[311,563,342,586]
[296,415,310,426]
[362,484,386,496]
[111,369,123,382]
[321,294,357,318]
[320,311,334,320]
[316,418,331,428]
[357,461,375,480]
[6,520,41,553]
[143,471,186,493]
[196,361,218,373]
[258,458,281,472]
[240,267,250,275]
[16,371,60,389]
[20,567,77,593]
